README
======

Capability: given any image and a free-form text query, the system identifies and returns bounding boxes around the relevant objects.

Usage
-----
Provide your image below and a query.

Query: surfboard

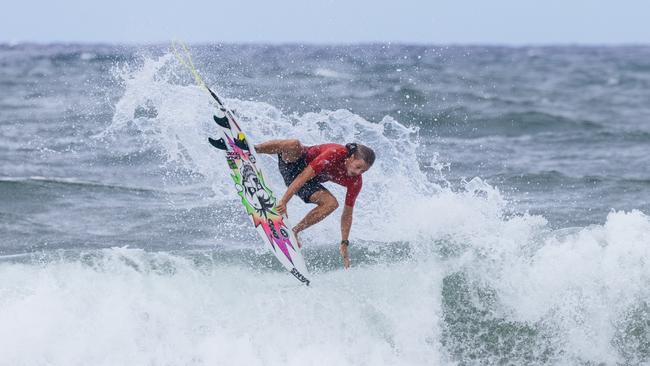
[207,111,310,285]
[172,41,310,286]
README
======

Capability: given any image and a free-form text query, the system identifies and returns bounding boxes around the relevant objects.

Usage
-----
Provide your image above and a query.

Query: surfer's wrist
[340,239,350,246]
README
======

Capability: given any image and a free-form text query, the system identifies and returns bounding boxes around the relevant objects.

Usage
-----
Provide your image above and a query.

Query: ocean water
[1,43,649,365]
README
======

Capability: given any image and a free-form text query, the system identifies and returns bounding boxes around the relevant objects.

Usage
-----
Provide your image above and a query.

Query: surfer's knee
[310,190,338,212]
[284,139,302,154]
[286,139,301,149]
[280,139,303,162]
[328,198,340,213]
[320,194,339,213]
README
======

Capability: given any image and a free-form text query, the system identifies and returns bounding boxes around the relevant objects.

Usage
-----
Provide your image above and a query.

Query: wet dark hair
[346,143,375,167]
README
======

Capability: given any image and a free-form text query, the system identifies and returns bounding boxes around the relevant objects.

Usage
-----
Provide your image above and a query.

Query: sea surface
[1,43,649,365]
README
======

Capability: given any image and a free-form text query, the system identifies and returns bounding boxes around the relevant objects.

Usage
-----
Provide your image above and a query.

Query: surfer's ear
[351,144,375,167]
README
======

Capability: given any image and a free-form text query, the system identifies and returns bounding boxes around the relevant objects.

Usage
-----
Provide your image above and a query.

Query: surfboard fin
[213,115,230,129]
[234,136,250,151]
[208,137,227,150]
[230,132,249,151]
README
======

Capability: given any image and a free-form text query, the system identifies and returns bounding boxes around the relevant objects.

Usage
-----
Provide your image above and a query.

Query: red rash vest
[304,143,362,207]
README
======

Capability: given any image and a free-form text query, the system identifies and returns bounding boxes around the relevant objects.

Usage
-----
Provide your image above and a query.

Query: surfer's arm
[339,205,353,269]
[340,178,360,241]
[284,166,316,200]
[341,204,353,241]
[276,166,316,214]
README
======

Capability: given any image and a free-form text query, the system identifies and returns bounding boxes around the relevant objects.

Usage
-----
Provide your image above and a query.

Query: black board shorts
[278,154,328,203]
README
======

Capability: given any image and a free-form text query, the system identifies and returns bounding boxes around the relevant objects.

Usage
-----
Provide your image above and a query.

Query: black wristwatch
[341,239,350,246]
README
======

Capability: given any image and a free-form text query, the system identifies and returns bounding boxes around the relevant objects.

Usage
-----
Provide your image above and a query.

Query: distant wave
[314,68,352,79]
[0,176,157,194]
[489,170,650,187]
[423,110,603,138]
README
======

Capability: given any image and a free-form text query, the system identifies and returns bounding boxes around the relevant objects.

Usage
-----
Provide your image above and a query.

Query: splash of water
[55,52,650,364]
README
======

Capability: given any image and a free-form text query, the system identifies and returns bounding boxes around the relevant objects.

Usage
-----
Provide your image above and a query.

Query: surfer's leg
[254,139,304,162]
[292,190,339,234]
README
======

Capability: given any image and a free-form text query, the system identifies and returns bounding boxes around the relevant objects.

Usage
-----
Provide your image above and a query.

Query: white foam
[0,248,446,365]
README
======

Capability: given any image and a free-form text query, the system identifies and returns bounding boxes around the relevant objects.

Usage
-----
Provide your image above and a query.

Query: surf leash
[170,40,227,107]
[171,40,243,132]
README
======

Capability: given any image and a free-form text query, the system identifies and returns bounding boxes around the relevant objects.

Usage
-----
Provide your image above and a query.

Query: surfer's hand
[340,242,350,269]
[276,199,287,215]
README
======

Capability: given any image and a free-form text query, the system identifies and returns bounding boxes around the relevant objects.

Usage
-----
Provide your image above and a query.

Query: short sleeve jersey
[304,143,363,207]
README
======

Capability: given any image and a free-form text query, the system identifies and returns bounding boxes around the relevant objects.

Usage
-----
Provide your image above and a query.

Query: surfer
[254,140,375,268]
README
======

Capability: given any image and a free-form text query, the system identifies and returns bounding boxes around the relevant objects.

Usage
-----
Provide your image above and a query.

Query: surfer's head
[344,143,375,177]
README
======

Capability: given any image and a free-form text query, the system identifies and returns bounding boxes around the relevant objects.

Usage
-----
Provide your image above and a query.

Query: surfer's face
[345,157,370,177]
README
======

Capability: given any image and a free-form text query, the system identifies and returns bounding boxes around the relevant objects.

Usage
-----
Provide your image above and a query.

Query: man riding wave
[254,140,376,268]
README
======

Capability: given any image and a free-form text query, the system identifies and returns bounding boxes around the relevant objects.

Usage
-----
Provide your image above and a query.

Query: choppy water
[1,43,649,365]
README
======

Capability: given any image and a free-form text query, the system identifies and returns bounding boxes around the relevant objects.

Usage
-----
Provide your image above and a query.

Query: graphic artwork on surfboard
[172,41,310,286]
